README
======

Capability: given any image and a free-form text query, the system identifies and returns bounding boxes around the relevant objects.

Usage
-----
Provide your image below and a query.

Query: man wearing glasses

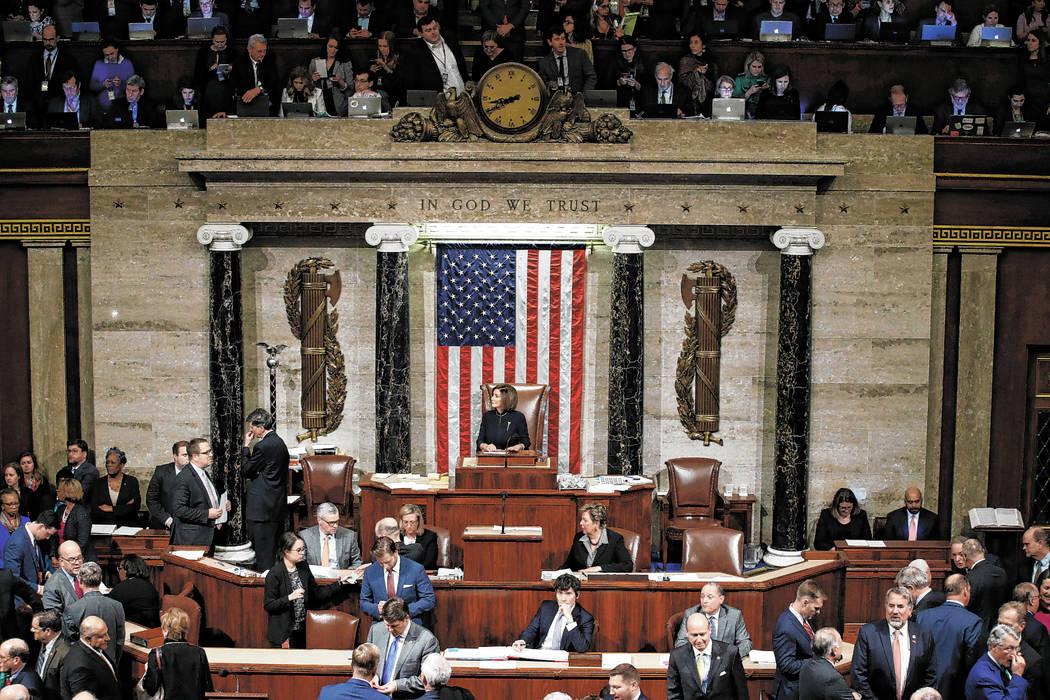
[299,502,362,572]
[172,438,227,547]
[42,541,84,613]
[965,624,1028,699]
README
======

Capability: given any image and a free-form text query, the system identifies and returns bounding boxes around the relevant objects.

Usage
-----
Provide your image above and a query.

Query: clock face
[476,63,546,133]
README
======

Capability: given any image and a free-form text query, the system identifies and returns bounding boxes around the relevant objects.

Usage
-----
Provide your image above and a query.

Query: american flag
[435,245,587,474]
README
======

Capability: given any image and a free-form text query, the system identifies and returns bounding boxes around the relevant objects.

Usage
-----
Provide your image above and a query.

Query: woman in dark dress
[756,64,801,120]
[371,31,404,108]
[141,606,213,700]
[263,532,353,648]
[476,384,531,453]
[398,503,438,569]
[812,487,871,550]
[561,502,633,573]
[90,447,141,527]
[17,451,54,519]
[53,477,95,562]
[109,554,161,628]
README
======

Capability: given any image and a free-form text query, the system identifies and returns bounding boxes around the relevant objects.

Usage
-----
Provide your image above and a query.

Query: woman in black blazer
[90,447,141,527]
[52,477,95,562]
[108,554,161,628]
[560,502,633,573]
[398,503,438,569]
[142,606,213,700]
[263,532,354,648]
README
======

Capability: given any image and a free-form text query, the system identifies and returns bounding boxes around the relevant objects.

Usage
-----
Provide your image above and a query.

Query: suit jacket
[4,524,52,593]
[21,48,80,109]
[89,472,142,525]
[399,527,437,570]
[966,559,1012,634]
[63,590,125,662]
[799,656,855,700]
[262,560,342,646]
[146,462,179,529]
[9,667,43,697]
[318,677,390,700]
[171,465,217,547]
[667,639,748,700]
[0,567,42,639]
[561,528,633,573]
[675,604,753,656]
[46,92,102,128]
[913,589,946,613]
[42,567,79,613]
[107,575,161,628]
[101,96,160,129]
[519,599,594,652]
[695,4,747,38]
[231,53,280,116]
[868,103,930,134]
[882,506,940,540]
[641,81,691,117]
[242,431,289,522]
[964,652,1027,700]
[38,635,72,700]
[1025,610,1050,661]
[52,502,94,562]
[71,461,99,495]
[60,641,120,700]
[932,100,989,134]
[437,687,476,700]
[141,639,214,700]
[343,6,394,36]
[478,0,529,43]
[300,525,362,569]
[366,620,441,699]
[850,619,937,700]
[1020,639,1048,700]
[404,37,469,93]
[771,608,815,700]
[536,46,597,94]
[916,600,983,698]
[360,556,436,623]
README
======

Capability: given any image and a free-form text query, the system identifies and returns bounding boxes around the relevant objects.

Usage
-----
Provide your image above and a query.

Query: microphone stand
[500,490,508,534]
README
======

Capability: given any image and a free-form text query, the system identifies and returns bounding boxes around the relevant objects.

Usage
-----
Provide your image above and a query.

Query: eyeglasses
[319,518,340,526]
[200,449,213,455]
[61,556,84,563]
[290,546,307,553]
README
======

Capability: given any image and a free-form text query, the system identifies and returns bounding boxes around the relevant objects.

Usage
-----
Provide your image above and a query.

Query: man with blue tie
[915,574,983,699]
[772,579,826,700]
[851,587,937,700]
[964,624,1027,700]
[360,537,435,626]
[366,598,440,699]
[667,612,748,699]
[3,510,58,597]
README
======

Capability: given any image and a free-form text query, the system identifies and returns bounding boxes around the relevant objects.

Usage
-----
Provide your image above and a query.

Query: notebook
[587,90,618,108]
[128,22,156,40]
[1,20,32,41]
[46,112,81,130]
[878,22,907,42]
[980,25,1010,46]
[920,24,956,42]
[283,102,314,118]
[71,21,102,40]
[406,90,437,107]
[236,96,270,117]
[948,114,989,136]
[1001,121,1035,138]
[0,112,27,130]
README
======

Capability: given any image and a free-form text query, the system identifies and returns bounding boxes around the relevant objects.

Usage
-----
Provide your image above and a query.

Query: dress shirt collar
[578,527,609,548]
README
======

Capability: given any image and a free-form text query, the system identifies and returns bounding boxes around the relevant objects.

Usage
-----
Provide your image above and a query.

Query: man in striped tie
[772,580,826,700]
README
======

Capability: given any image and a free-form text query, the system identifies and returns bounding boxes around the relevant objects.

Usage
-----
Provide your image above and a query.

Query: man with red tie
[772,580,826,700]
[360,537,435,626]
[882,488,940,541]
[60,617,120,700]
[851,587,938,700]
[41,542,83,613]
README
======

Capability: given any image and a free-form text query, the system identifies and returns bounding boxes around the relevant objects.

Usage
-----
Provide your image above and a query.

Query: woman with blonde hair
[141,606,214,699]
[398,503,438,569]
[53,477,94,561]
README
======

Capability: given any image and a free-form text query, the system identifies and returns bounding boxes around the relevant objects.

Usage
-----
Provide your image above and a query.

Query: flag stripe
[459,349,473,460]
[525,250,539,383]
[559,252,575,473]
[569,250,586,473]
[547,251,563,469]
[436,345,449,471]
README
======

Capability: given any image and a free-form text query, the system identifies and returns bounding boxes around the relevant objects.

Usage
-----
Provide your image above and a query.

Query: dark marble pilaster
[603,226,654,475]
[767,228,824,567]
[198,224,252,547]
[366,225,418,473]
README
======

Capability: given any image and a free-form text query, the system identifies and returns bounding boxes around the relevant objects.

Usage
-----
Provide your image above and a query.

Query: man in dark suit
[146,441,189,530]
[0,568,42,640]
[690,0,746,38]
[1,76,41,129]
[601,663,650,700]
[232,34,280,116]
[806,0,856,39]
[4,510,58,598]
[64,439,98,500]
[674,582,753,655]
[242,408,288,571]
[851,586,937,700]
[667,612,748,700]
[420,652,477,700]
[512,573,594,653]
[897,564,945,613]
[21,25,80,112]
[1022,526,1050,584]
[360,537,435,625]
[403,15,468,94]
[46,71,103,129]
[964,624,1027,700]
[915,573,983,699]
[32,609,71,700]
[998,601,1048,700]
[1014,582,1050,660]
[367,598,441,699]
[172,437,225,547]
[536,25,596,94]
[882,488,940,540]
[641,62,691,118]
[478,0,529,60]
[932,77,988,135]
[317,642,390,700]
[60,616,120,700]
[772,579,826,700]
[63,562,125,663]
[102,74,160,128]
[0,638,43,697]
[869,82,929,135]
[963,538,1011,635]
[800,627,859,700]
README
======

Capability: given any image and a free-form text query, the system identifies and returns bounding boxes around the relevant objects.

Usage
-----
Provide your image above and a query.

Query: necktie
[6,105,11,113]
[74,578,83,598]
[381,635,400,685]
[697,652,709,693]
[557,55,566,82]
[386,569,395,599]
[708,614,717,638]
[35,645,47,675]
[321,535,331,567]
[132,103,138,125]
[45,52,54,78]
[550,612,565,649]
[908,515,917,541]
[253,61,260,87]
[802,619,814,639]
[660,91,667,104]
[201,470,218,508]
[1034,559,1044,582]
[892,630,903,699]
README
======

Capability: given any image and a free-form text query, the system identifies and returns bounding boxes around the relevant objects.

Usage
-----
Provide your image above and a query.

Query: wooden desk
[457,455,558,490]
[461,527,545,581]
[359,475,654,571]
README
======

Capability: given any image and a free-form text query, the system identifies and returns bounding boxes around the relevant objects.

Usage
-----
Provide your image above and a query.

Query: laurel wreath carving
[283,257,346,436]
[675,261,737,441]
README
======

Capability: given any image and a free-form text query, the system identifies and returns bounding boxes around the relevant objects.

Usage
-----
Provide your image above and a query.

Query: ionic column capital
[365,224,419,253]
[602,225,655,254]
[772,228,825,256]
[197,224,252,251]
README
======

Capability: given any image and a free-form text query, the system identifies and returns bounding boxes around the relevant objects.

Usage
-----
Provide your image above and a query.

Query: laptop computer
[71,21,102,40]
[815,111,848,133]
[1001,121,1036,138]
[0,112,27,130]
[824,22,856,40]
[948,114,989,136]
[236,96,270,117]
[128,22,156,39]
[878,22,907,42]
[166,109,200,129]
[346,95,382,117]
[186,16,221,38]
[885,115,917,134]
[759,20,793,41]
[645,103,678,119]
[277,17,309,38]
[587,90,618,108]
[2,20,32,41]
[406,90,437,107]
[711,98,745,121]
[283,102,314,118]
[46,112,81,130]
[980,25,1010,46]
[920,23,956,43]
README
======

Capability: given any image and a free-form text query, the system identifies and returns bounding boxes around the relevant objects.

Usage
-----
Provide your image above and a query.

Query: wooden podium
[456,452,557,490]
[461,526,545,581]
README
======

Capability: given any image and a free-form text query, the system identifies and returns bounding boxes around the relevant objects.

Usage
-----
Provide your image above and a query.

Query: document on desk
[445,647,512,661]
[844,539,886,547]
[171,550,207,561]
[601,653,633,669]
[112,526,143,536]
[749,650,776,664]
[511,648,569,663]
[91,524,117,536]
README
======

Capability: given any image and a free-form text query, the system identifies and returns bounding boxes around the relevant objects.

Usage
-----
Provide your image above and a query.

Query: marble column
[72,240,95,449]
[766,228,825,567]
[197,224,252,552]
[603,226,654,475]
[23,240,69,475]
[366,224,418,473]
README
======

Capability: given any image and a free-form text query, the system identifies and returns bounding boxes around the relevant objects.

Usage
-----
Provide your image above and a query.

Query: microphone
[503,430,519,469]
[500,490,508,534]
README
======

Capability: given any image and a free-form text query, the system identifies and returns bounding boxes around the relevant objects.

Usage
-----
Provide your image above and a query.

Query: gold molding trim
[933,226,1050,247]
[0,220,90,241]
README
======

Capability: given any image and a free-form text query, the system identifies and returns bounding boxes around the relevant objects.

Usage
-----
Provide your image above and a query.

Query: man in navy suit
[897,563,945,613]
[60,616,120,700]
[667,612,748,700]
[851,586,937,700]
[998,601,1049,700]
[915,573,983,698]
[3,510,58,597]
[65,440,98,497]
[1014,582,1050,660]
[360,537,435,625]
[799,627,859,700]
[604,663,652,700]
[964,624,1027,700]
[172,438,226,548]
[242,408,289,571]
[963,538,1012,635]
[1022,526,1050,584]
[317,642,389,700]
[146,440,189,530]
[882,488,940,541]
[512,573,594,653]
[772,579,826,700]
[0,638,44,697]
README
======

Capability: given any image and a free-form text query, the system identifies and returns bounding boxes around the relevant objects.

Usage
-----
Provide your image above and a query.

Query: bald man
[43,540,83,612]
[882,487,940,541]
[61,616,119,700]
[667,613,747,700]
[0,686,29,700]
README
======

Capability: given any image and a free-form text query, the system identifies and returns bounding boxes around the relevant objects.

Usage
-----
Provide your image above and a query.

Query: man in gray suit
[61,563,124,664]
[799,627,860,700]
[299,502,362,570]
[368,598,440,699]
[43,541,83,613]
[674,582,753,655]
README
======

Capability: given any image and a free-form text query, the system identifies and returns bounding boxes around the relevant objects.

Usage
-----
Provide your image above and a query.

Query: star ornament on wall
[899,204,910,214]
[839,204,850,213]
[113,201,124,209]
[173,199,184,209]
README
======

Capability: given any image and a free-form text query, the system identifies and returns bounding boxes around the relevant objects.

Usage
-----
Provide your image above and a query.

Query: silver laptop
[166,109,200,129]
[711,98,745,121]
[277,17,309,38]
[885,115,917,134]
[346,95,382,117]
[980,25,1010,46]
[128,22,156,39]
[1002,121,1035,138]
[71,21,101,40]
[2,20,32,41]
[0,112,27,130]
[759,20,793,41]
[186,17,221,38]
